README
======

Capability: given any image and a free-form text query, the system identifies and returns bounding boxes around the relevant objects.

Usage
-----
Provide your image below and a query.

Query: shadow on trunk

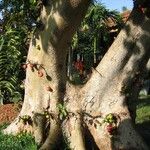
[136,121,150,149]
[110,118,149,150]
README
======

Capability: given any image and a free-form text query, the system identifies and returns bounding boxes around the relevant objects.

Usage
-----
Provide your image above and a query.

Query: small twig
[81,111,102,119]
[92,67,103,77]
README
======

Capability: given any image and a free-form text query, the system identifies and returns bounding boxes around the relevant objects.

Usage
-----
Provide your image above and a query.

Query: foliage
[136,95,150,123]
[0,124,37,150]
[0,0,41,103]
[0,26,28,104]
[57,103,68,120]
[71,3,123,70]
[136,96,150,148]
[0,123,71,150]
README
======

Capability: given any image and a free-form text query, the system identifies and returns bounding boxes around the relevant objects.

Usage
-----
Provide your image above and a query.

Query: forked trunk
[3,1,150,150]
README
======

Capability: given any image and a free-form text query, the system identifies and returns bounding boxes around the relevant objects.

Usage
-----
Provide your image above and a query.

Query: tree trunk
[3,1,150,150]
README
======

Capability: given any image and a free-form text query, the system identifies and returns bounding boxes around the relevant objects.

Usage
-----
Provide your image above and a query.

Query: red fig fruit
[38,70,44,77]
[22,64,27,69]
[106,124,114,133]
[45,86,53,92]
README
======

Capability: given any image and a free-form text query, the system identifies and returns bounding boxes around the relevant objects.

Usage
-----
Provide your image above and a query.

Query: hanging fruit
[29,63,35,69]
[106,124,114,134]
[36,45,41,50]
[38,70,44,77]
[22,64,28,69]
[45,86,53,92]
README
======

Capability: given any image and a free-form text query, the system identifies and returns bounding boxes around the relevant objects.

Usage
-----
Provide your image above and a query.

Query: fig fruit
[22,64,27,69]
[106,124,114,133]
[38,70,44,77]
[45,86,53,92]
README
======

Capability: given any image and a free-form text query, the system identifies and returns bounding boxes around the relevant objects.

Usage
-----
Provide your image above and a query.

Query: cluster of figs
[22,62,53,92]
[104,113,117,135]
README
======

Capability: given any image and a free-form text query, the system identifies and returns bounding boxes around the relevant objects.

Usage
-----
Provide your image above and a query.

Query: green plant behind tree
[0,124,37,150]
[0,0,40,104]
[0,26,27,104]
[71,3,123,70]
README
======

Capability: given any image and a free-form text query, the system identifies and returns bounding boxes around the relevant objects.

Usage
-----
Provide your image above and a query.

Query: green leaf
[29,0,36,5]
[0,37,4,50]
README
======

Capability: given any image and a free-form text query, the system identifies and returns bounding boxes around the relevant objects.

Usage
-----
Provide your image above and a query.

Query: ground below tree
[0,104,20,125]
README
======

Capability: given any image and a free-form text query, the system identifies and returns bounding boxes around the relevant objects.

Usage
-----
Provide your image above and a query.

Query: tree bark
[3,1,150,150]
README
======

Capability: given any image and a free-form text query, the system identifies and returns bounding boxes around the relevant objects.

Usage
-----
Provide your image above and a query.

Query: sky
[0,0,133,19]
[98,0,133,12]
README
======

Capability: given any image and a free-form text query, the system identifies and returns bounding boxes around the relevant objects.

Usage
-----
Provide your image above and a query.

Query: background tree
[68,4,122,83]
[122,6,128,12]
[1,0,150,150]
[0,0,38,104]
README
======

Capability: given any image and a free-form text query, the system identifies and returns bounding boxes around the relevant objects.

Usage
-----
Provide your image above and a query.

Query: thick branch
[83,8,150,111]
